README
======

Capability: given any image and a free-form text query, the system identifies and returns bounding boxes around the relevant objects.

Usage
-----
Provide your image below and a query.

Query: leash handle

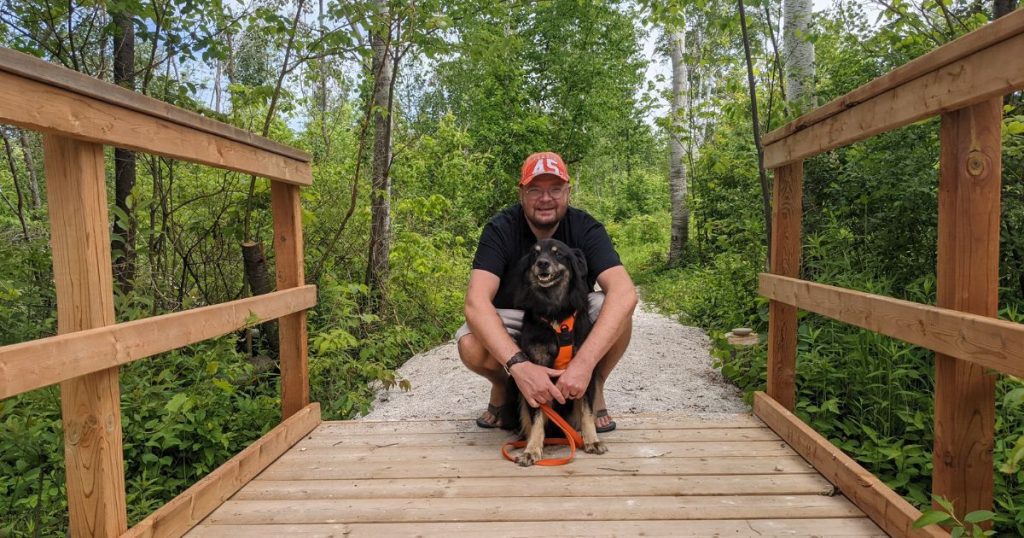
[501,403,585,466]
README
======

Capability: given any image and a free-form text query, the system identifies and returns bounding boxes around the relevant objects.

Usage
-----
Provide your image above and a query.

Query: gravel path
[361,300,750,421]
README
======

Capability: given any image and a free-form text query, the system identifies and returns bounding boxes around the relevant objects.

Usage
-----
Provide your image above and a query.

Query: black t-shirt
[472,203,622,309]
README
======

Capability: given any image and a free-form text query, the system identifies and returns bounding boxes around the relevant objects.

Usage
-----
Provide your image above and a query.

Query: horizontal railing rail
[762,8,1024,168]
[0,49,312,185]
[759,274,1024,378]
[0,285,317,400]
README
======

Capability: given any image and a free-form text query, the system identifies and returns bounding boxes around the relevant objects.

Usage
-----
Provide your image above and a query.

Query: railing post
[42,134,128,536]
[271,181,309,419]
[767,161,803,412]
[933,98,1000,520]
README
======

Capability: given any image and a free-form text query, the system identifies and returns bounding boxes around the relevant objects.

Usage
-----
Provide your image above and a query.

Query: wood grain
[0,70,311,185]
[933,99,1000,520]
[202,495,863,524]
[43,134,128,537]
[763,30,1024,168]
[753,392,944,538]
[0,286,317,399]
[767,161,803,411]
[124,403,321,538]
[271,182,310,419]
[186,519,887,537]
[758,274,1024,377]
[0,48,309,162]
[763,9,1024,145]
[236,474,833,499]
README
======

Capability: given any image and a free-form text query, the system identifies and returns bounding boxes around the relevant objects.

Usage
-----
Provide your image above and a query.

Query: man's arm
[464,269,566,407]
[554,265,638,398]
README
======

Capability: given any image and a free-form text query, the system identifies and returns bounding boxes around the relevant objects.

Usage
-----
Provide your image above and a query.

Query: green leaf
[963,510,995,524]
[165,393,188,414]
[914,510,952,528]
[951,527,965,538]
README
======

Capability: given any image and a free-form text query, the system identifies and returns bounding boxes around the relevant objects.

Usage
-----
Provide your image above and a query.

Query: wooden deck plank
[296,427,781,448]
[201,495,864,524]
[276,440,797,461]
[187,518,887,537]
[258,455,816,480]
[237,474,835,499]
[316,414,764,433]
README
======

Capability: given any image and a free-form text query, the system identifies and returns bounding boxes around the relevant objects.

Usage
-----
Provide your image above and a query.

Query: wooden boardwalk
[186,414,886,537]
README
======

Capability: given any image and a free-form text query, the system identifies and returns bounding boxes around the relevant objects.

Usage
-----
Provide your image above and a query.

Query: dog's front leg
[516,400,547,467]
[574,397,607,455]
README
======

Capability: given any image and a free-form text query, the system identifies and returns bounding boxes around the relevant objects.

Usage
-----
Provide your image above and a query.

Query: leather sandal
[595,409,617,433]
[476,403,503,429]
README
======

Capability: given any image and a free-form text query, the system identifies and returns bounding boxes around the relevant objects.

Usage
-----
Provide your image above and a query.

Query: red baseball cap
[520,152,570,186]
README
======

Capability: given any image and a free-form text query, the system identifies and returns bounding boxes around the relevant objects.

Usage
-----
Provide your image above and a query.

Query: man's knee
[457,333,485,365]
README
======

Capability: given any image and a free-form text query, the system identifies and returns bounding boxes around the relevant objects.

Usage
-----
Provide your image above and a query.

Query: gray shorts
[455,292,606,342]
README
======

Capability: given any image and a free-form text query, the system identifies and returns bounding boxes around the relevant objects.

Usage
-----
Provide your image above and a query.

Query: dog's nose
[536,259,550,272]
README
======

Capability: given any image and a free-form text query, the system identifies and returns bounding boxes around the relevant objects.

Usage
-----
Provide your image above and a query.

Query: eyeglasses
[523,186,568,200]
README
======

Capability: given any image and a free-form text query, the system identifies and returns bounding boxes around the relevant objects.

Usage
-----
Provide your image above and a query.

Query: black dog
[500,238,608,466]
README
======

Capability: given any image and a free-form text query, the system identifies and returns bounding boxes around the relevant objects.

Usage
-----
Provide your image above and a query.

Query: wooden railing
[0,48,321,537]
[754,9,1024,538]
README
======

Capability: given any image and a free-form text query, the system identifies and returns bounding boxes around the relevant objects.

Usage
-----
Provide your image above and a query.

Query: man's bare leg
[457,333,507,426]
[591,315,632,430]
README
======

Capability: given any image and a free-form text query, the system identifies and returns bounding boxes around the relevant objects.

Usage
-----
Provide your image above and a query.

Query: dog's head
[515,239,588,315]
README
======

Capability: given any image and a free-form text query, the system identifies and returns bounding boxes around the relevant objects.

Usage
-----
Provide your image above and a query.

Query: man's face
[519,175,570,230]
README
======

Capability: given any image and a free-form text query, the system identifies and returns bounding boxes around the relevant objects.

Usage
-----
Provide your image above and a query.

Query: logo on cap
[520,152,569,186]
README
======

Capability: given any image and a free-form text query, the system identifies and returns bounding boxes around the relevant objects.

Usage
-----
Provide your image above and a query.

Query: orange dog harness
[548,312,577,370]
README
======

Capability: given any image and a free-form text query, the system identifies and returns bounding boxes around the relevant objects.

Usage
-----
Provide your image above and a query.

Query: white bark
[668,29,689,267]
[783,0,815,113]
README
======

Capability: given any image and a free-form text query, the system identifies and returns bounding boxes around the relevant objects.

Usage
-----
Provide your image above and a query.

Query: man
[456,151,637,431]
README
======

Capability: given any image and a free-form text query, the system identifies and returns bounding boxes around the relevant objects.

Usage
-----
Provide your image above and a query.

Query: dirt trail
[362,300,750,421]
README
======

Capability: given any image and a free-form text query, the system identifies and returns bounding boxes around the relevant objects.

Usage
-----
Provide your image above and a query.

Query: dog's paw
[516,450,539,467]
[584,441,607,455]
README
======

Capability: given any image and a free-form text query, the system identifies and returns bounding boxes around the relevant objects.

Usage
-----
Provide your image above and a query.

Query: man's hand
[510,363,566,408]
[555,359,594,400]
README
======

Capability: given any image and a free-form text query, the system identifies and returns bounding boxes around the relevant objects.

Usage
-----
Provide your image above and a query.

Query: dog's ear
[571,248,588,284]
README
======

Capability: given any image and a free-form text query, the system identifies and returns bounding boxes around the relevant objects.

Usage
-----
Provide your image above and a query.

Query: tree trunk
[738,0,774,263]
[18,130,40,209]
[783,0,815,114]
[667,28,689,267]
[994,0,1017,18]
[1,129,30,241]
[366,0,394,295]
[111,8,137,294]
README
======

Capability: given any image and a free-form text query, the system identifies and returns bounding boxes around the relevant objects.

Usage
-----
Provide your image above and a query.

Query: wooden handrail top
[0,285,316,400]
[763,8,1024,146]
[0,48,310,163]
[759,273,1024,378]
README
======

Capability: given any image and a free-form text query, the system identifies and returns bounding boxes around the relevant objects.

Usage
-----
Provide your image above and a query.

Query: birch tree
[783,0,815,114]
[667,27,689,266]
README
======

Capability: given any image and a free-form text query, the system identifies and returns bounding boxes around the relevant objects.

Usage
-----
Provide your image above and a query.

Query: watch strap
[503,351,530,375]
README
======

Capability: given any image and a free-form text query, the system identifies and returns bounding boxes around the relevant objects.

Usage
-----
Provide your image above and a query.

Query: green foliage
[915,496,997,538]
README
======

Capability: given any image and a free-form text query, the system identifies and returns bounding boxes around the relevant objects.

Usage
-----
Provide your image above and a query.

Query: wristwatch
[503,351,530,375]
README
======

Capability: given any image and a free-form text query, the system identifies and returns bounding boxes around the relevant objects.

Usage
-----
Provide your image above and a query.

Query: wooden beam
[43,134,128,536]
[763,30,1024,168]
[0,286,317,399]
[0,70,311,185]
[123,403,321,538]
[758,274,1024,377]
[0,49,310,163]
[753,392,944,538]
[767,162,803,411]
[933,99,1000,520]
[271,182,310,419]
[763,9,1024,145]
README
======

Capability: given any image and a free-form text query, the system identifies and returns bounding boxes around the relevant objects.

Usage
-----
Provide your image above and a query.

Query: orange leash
[501,403,585,466]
